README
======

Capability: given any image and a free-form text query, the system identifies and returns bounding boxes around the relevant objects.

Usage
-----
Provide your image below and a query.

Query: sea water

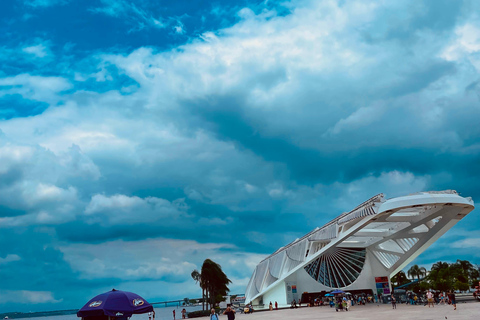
[24,305,204,320]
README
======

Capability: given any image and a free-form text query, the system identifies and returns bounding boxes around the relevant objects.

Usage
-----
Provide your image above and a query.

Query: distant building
[245,190,475,306]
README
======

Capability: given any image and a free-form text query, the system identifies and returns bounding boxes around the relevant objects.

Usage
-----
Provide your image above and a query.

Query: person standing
[275,301,278,310]
[223,306,235,320]
[447,291,456,311]
[210,308,219,320]
[391,294,396,309]
[269,301,273,310]
[173,310,176,320]
[181,308,186,319]
[148,312,152,320]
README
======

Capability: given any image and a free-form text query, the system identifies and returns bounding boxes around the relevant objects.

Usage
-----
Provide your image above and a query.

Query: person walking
[426,290,434,308]
[223,306,235,320]
[210,308,219,320]
[447,291,456,311]
[391,294,396,309]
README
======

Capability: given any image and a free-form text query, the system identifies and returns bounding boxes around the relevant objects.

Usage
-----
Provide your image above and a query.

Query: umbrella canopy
[324,293,334,297]
[330,290,345,294]
[77,289,153,318]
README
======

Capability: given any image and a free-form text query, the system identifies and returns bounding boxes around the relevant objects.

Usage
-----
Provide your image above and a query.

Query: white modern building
[245,190,475,306]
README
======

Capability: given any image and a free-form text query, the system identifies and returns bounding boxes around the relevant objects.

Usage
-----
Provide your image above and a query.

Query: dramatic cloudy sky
[1,0,480,313]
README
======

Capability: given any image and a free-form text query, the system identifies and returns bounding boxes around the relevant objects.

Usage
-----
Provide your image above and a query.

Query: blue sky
[1,0,480,313]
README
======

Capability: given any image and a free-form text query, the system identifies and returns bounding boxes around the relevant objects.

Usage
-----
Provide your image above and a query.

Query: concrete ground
[231,302,479,320]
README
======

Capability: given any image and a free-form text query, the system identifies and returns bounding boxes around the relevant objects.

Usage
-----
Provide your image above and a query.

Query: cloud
[91,0,165,32]
[450,238,480,249]
[23,0,69,8]
[0,74,71,104]
[84,194,190,225]
[0,290,62,304]
[442,23,480,65]
[1,0,480,313]
[22,44,49,58]
[59,238,238,281]
[0,254,21,264]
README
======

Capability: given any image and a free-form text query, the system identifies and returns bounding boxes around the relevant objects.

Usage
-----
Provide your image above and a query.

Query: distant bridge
[150,299,201,307]
[151,294,245,308]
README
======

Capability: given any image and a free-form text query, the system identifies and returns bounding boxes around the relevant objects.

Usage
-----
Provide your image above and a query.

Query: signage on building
[375,276,390,295]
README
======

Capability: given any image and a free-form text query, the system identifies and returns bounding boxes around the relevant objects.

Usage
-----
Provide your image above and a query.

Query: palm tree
[419,266,427,279]
[408,265,420,280]
[201,259,231,310]
[191,269,205,310]
[431,261,449,271]
[455,259,474,275]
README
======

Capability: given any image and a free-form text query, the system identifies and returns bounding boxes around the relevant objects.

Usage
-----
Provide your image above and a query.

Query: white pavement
[231,302,479,320]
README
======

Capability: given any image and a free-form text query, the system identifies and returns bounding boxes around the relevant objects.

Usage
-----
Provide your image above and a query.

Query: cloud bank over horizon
[1,0,480,313]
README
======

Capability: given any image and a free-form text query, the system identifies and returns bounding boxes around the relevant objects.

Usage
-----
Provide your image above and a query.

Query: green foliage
[408,265,426,280]
[426,259,479,292]
[191,259,231,311]
[201,259,232,309]
[391,271,408,286]
[215,294,226,304]
[455,282,470,291]
[189,299,197,304]
[399,259,479,293]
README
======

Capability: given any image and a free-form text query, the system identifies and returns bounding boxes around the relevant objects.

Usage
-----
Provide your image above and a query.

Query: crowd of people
[402,290,457,310]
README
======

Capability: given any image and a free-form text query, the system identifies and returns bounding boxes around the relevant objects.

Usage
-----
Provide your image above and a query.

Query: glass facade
[304,247,366,288]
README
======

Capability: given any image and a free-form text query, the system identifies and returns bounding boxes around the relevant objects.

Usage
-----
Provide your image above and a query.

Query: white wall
[262,280,288,308]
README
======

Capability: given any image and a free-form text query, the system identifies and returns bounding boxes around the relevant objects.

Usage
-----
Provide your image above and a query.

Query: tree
[431,261,449,272]
[191,269,205,310]
[200,259,231,310]
[391,271,408,286]
[419,266,427,279]
[428,262,453,292]
[408,265,421,280]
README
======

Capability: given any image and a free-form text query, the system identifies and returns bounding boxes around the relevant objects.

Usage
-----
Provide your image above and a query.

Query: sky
[1,0,480,313]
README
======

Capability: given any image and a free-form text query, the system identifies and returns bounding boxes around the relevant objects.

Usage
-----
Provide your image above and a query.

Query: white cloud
[326,103,386,135]
[0,73,71,104]
[91,0,165,32]
[0,290,61,304]
[442,24,480,60]
[22,44,49,58]
[59,238,238,281]
[24,0,69,8]
[0,254,21,264]
[84,194,190,225]
[450,238,480,249]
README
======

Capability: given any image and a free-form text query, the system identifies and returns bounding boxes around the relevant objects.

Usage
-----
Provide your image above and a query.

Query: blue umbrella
[330,290,345,294]
[77,289,153,319]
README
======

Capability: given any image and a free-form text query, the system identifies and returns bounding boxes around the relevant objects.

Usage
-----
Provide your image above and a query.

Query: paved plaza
[232,302,479,320]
